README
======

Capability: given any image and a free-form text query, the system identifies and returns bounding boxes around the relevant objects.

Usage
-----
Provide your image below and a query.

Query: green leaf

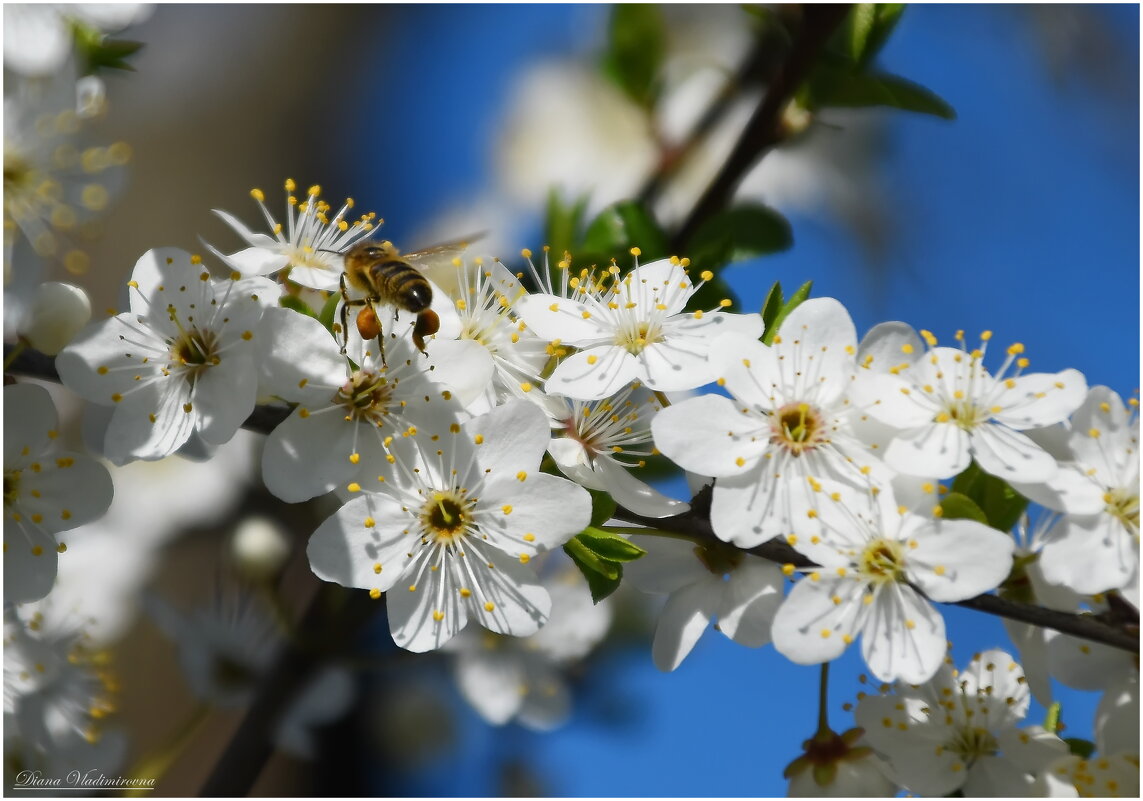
[820,71,956,120]
[563,538,624,603]
[762,280,813,345]
[951,462,1029,533]
[279,295,316,318]
[564,536,620,580]
[318,292,341,335]
[1063,738,1095,759]
[843,4,907,68]
[685,204,793,270]
[601,4,666,109]
[577,527,647,562]
[582,201,670,261]
[544,189,589,261]
[588,489,618,528]
[760,281,784,333]
[936,492,988,525]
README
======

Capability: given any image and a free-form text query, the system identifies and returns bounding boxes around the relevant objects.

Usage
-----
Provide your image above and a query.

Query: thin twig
[671,4,851,251]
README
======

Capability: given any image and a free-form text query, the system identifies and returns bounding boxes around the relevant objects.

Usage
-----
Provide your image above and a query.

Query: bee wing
[404,234,487,293]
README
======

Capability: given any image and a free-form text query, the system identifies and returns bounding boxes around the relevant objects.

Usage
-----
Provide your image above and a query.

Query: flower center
[770,402,828,455]
[693,541,743,576]
[945,725,999,763]
[858,538,906,586]
[3,152,33,196]
[286,244,335,274]
[1104,487,1140,532]
[421,493,471,544]
[170,325,220,379]
[210,653,258,693]
[615,320,662,356]
[939,398,987,430]
[3,469,20,508]
[336,369,394,424]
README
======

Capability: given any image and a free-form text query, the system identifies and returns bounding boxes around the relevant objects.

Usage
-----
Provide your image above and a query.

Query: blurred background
[9,3,1139,796]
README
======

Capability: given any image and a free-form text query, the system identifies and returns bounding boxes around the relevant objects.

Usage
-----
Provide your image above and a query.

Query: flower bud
[22,281,92,355]
[230,516,292,581]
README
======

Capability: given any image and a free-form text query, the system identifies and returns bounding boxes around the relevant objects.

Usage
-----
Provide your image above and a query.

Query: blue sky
[337,5,1138,795]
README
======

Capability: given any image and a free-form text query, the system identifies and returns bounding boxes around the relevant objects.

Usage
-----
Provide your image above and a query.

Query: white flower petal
[592,457,689,518]
[970,423,1059,483]
[388,560,469,653]
[624,534,710,594]
[884,421,971,478]
[478,473,591,555]
[860,583,946,683]
[652,393,766,477]
[716,558,783,647]
[454,648,526,725]
[1038,515,1137,595]
[651,578,716,671]
[907,518,1014,601]
[262,408,359,502]
[306,494,413,593]
[857,321,923,373]
[513,293,610,342]
[465,546,551,639]
[4,384,58,462]
[546,346,641,401]
[850,372,939,428]
[990,369,1087,430]
[3,522,58,603]
[771,575,864,667]
[466,400,551,480]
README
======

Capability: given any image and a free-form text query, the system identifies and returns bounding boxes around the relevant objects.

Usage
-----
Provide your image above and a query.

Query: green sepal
[1063,738,1095,759]
[563,537,624,604]
[951,461,1029,533]
[588,488,618,528]
[582,201,670,262]
[544,189,590,262]
[817,70,956,120]
[685,204,793,270]
[936,492,989,525]
[318,292,341,336]
[762,280,813,345]
[576,526,647,563]
[601,4,666,110]
[280,294,316,318]
[75,24,144,74]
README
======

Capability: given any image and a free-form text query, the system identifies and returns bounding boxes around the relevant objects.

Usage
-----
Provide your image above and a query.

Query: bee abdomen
[371,261,433,312]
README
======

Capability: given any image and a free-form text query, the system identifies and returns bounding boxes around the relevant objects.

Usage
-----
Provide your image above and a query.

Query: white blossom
[624,533,783,671]
[784,726,896,797]
[307,401,592,652]
[855,649,1069,796]
[653,297,887,547]
[256,306,466,502]
[1014,387,1139,594]
[144,590,354,758]
[211,180,380,291]
[532,383,689,518]
[850,328,1087,482]
[515,254,761,400]
[20,282,92,355]
[771,479,1014,683]
[3,4,152,77]
[1037,753,1140,798]
[4,383,113,603]
[446,562,612,730]
[56,248,277,465]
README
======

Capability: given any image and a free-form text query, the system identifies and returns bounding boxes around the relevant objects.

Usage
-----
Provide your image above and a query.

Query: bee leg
[338,273,352,355]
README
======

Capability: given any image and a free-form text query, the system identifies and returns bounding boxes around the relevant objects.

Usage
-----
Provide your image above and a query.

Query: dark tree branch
[614,494,1139,654]
[671,4,852,251]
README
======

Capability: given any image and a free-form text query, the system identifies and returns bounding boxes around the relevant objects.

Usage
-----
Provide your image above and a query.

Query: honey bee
[339,238,471,360]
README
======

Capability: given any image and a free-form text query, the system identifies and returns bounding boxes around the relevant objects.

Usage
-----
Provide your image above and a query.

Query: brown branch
[670,4,852,251]
[614,490,1140,655]
[9,340,1138,654]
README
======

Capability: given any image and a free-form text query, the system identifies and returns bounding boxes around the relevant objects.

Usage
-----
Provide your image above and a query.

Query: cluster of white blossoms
[6,174,1136,794]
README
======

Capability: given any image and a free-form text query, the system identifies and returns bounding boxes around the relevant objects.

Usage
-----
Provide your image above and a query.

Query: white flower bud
[230,516,291,581]
[22,281,92,355]
[76,75,107,118]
